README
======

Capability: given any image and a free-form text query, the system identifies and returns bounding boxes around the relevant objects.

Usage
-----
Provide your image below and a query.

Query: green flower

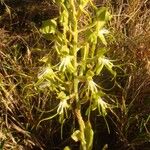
[97,97,108,116]
[87,78,98,93]
[92,93,109,116]
[99,57,113,67]
[37,65,58,90]
[38,65,56,81]
[57,99,69,115]
[95,57,115,76]
[57,91,70,115]
[99,28,109,35]
[59,55,75,72]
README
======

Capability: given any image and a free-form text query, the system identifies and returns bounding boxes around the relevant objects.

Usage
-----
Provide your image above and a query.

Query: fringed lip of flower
[98,57,114,68]
[59,55,75,72]
[99,28,109,35]
[57,93,75,115]
[87,79,98,93]
[98,97,108,108]
[95,96,109,116]
[57,99,69,115]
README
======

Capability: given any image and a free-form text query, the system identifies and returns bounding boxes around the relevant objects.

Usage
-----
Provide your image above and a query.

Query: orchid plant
[36,0,116,149]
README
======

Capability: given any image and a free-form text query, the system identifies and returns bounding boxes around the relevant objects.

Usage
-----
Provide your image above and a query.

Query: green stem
[70,0,78,104]
[75,109,86,150]
[91,22,99,58]
[70,1,86,150]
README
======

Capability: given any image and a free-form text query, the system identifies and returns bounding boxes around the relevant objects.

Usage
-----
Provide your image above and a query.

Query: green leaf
[95,63,104,75]
[60,9,69,25]
[95,7,112,30]
[105,64,116,77]
[84,121,94,150]
[96,7,112,22]
[40,19,57,34]
[96,47,107,57]
[85,106,91,116]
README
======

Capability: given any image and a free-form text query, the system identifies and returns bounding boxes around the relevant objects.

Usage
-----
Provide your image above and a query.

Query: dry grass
[0,0,149,149]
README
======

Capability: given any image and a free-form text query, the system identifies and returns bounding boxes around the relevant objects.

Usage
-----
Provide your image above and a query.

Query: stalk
[70,1,86,149]
[75,109,86,150]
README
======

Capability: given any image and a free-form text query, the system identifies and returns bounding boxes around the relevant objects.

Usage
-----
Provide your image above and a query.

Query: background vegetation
[0,0,150,150]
